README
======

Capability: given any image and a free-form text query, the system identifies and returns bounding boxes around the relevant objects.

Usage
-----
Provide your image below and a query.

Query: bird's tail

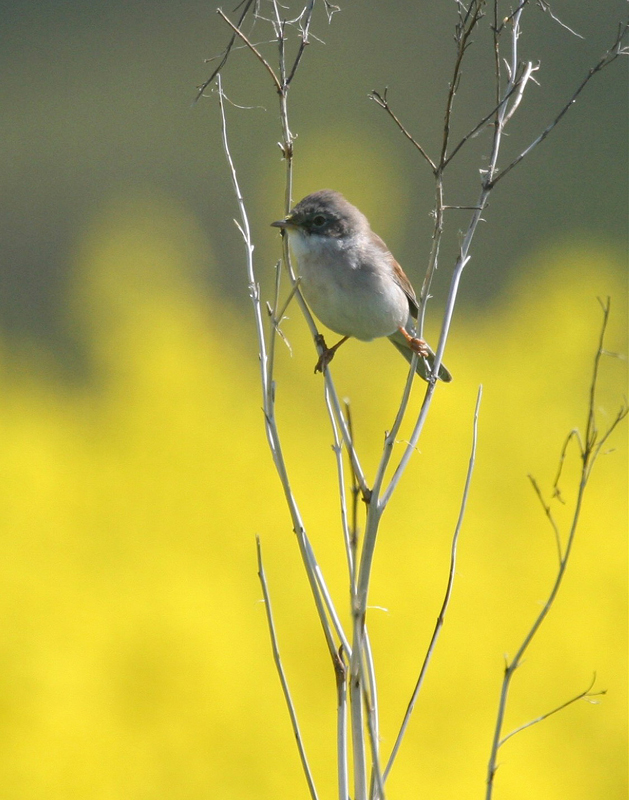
[388,332,453,383]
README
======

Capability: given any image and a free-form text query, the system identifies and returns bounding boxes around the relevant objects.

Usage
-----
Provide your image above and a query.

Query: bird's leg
[314,334,350,373]
[397,327,431,358]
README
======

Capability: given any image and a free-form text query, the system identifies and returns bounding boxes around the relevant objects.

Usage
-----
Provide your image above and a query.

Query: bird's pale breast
[287,229,408,340]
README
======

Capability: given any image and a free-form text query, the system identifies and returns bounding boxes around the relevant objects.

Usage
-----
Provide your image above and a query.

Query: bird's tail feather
[388,333,453,383]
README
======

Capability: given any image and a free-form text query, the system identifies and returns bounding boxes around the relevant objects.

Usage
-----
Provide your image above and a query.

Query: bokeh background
[0,1,627,798]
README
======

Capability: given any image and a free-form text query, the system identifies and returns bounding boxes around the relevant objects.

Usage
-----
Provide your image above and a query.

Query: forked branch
[485,300,628,799]
[487,21,629,188]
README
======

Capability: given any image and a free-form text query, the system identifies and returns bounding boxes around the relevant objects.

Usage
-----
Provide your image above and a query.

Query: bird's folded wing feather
[370,233,419,319]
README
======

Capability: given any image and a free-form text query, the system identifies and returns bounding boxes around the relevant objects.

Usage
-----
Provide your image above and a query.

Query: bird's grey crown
[287,190,369,239]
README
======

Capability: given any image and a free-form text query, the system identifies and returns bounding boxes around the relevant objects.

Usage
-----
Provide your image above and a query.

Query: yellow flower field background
[0,192,625,799]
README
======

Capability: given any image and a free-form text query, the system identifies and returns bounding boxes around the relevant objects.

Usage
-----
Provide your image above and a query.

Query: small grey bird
[271,189,452,382]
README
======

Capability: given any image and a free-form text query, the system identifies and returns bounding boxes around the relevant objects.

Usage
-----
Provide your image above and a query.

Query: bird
[271,189,452,382]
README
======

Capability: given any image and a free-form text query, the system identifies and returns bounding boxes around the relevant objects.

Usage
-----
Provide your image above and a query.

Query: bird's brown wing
[371,233,419,319]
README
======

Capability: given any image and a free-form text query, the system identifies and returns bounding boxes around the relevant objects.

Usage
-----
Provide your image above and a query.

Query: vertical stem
[257,538,320,800]
[349,618,368,800]
[217,71,341,670]
[336,653,349,800]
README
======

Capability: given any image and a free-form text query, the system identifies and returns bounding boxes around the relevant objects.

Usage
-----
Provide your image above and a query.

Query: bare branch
[335,647,350,800]
[384,386,483,783]
[195,0,258,101]
[499,675,605,747]
[537,1,584,40]
[324,387,355,588]
[585,297,612,453]
[442,79,520,169]
[286,0,316,85]
[485,303,628,799]
[582,298,629,479]
[266,267,298,376]
[487,22,629,188]
[345,399,361,567]
[494,0,532,35]
[501,60,539,125]
[443,205,484,210]
[551,429,583,503]
[360,629,385,799]
[256,536,320,800]
[528,474,563,564]
[204,38,279,64]
[218,73,344,664]
[441,0,486,168]
[369,88,437,172]
[323,0,341,22]
[217,7,282,92]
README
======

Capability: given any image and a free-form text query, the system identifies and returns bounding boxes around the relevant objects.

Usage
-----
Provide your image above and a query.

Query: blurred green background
[0,1,627,798]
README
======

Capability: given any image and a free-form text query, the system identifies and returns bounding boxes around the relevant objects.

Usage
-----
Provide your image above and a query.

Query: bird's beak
[270,214,294,229]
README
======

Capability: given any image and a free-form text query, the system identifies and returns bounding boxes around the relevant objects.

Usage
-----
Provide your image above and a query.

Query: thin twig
[501,60,539,125]
[419,0,485,332]
[217,7,282,92]
[418,178,445,335]
[323,0,341,22]
[266,262,293,381]
[204,38,279,63]
[345,399,360,578]
[325,387,355,586]
[584,298,629,476]
[440,0,486,169]
[487,23,629,188]
[441,78,519,171]
[369,89,437,172]
[528,474,563,565]
[492,0,502,106]
[585,297,611,452]
[256,536,320,800]
[352,353,418,617]
[286,0,316,85]
[537,0,584,40]
[551,428,582,503]
[499,675,605,747]
[384,385,483,782]
[324,375,372,503]
[195,0,258,100]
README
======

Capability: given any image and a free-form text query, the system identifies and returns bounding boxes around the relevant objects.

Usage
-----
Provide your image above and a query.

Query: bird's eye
[312,215,326,227]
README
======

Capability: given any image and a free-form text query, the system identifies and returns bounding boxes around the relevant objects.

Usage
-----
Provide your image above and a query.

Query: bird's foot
[398,328,431,358]
[314,334,349,373]
[314,334,334,373]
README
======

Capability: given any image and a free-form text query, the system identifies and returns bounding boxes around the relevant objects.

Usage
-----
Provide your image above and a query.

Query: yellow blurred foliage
[0,195,626,799]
